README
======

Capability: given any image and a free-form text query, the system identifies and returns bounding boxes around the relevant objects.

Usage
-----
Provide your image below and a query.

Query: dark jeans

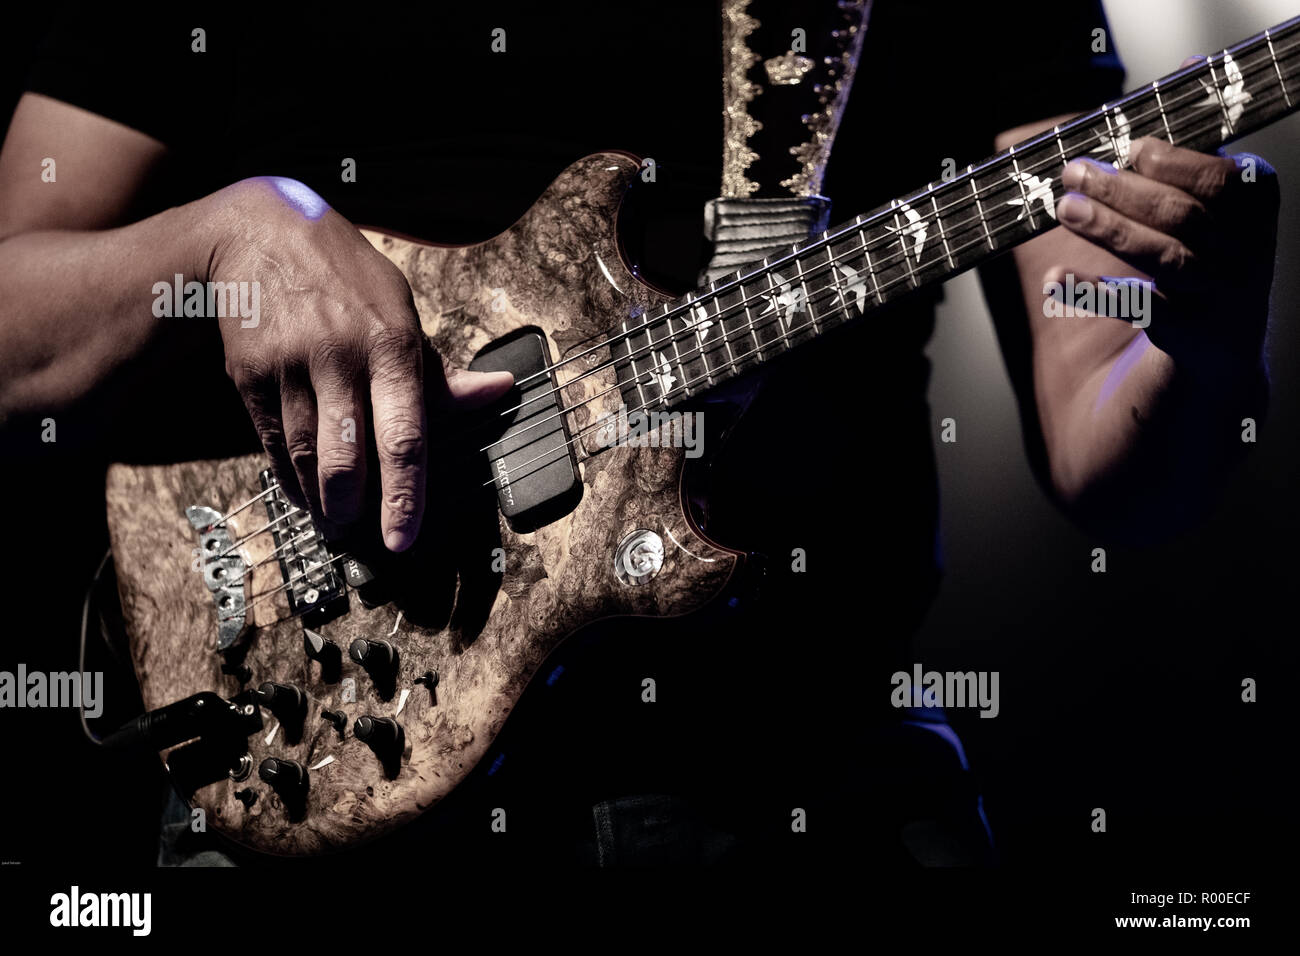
[159,703,992,867]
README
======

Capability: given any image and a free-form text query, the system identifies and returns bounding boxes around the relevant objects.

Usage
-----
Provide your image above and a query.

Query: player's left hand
[1054,134,1279,384]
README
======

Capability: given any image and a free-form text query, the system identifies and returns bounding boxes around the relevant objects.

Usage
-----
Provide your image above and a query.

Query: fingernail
[459,369,514,390]
[385,527,414,552]
[1061,161,1086,189]
[1063,159,1115,189]
[1057,193,1093,226]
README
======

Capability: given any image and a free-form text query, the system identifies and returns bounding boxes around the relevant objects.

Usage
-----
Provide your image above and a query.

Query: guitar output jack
[228,753,253,782]
[614,529,664,586]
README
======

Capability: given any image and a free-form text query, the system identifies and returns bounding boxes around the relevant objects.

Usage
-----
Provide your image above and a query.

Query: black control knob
[353,715,404,778]
[349,638,395,671]
[332,531,393,608]
[303,629,332,660]
[342,555,391,607]
[349,638,398,700]
[354,715,399,747]
[258,756,308,820]
[341,555,378,588]
[258,757,308,797]
[255,681,307,743]
[255,682,303,718]
[303,628,342,683]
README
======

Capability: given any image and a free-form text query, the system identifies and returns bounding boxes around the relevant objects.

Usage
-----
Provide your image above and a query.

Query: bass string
[197,483,279,532]
[486,87,1296,490]
[449,47,1299,450]
[489,37,1298,403]
[205,488,347,616]
[213,84,1294,545]
[232,527,320,583]
[221,551,352,623]
[471,78,1299,480]
[205,52,1298,583]
[210,506,302,562]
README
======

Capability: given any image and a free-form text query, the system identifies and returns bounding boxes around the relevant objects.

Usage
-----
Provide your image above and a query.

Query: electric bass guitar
[104,19,1300,855]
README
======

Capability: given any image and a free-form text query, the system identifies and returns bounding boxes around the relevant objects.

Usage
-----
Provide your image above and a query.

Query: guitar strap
[702,0,873,283]
[683,1,873,529]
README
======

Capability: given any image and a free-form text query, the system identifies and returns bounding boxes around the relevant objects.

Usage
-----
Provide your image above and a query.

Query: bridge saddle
[184,470,349,650]
[255,469,347,620]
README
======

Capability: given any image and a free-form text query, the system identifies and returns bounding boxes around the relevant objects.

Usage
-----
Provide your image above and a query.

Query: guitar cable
[78,548,116,747]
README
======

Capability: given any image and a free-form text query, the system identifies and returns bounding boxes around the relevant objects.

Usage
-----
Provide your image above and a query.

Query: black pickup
[469,328,582,532]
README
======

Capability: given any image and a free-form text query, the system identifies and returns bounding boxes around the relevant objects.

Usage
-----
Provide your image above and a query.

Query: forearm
[988,110,1278,543]
[1042,323,1266,542]
[0,196,219,437]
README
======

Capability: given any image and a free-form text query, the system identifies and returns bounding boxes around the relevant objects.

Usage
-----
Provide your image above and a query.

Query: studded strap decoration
[706,0,872,281]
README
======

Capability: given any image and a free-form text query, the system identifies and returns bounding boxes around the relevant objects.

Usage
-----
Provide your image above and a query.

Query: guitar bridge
[256,469,348,622]
[185,505,248,650]
[184,472,349,650]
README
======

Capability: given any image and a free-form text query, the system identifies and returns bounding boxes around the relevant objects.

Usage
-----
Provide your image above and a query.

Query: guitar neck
[608,16,1300,413]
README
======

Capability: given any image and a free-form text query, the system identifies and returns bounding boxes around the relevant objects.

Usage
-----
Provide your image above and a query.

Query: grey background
[918,0,1295,867]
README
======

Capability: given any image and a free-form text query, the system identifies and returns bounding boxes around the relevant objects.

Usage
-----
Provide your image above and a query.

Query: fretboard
[609,16,1300,413]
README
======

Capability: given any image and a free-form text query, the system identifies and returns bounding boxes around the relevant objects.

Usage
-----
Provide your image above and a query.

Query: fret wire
[890,200,920,288]
[581,36,1300,407]
[702,74,1300,382]
[690,311,714,387]
[699,64,1290,343]
[651,81,1298,400]
[855,218,884,304]
[1265,28,1293,108]
[485,58,1299,459]
[1006,144,1035,228]
[623,317,651,410]
[742,267,764,361]
[689,36,1293,335]
[1151,79,1175,143]
[680,41,1290,339]
[1101,103,1123,166]
[792,244,820,335]
[664,302,691,397]
[495,76,1300,489]
[968,165,994,251]
[707,287,738,382]
[1206,53,1236,137]
[691,296,715,388]
[764,261,792,353]
[930,194,955,269]
[708,279,738,377]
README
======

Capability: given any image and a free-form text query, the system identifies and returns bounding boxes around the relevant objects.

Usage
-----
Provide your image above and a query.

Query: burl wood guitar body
[104,154,742,855]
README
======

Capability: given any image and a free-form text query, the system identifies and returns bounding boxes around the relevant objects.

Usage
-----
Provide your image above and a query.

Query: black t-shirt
[28,2,1123,250]
[20,1,1123,823]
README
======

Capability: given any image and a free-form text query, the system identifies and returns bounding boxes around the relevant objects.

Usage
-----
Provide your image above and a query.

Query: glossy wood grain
[104,154,741,855]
